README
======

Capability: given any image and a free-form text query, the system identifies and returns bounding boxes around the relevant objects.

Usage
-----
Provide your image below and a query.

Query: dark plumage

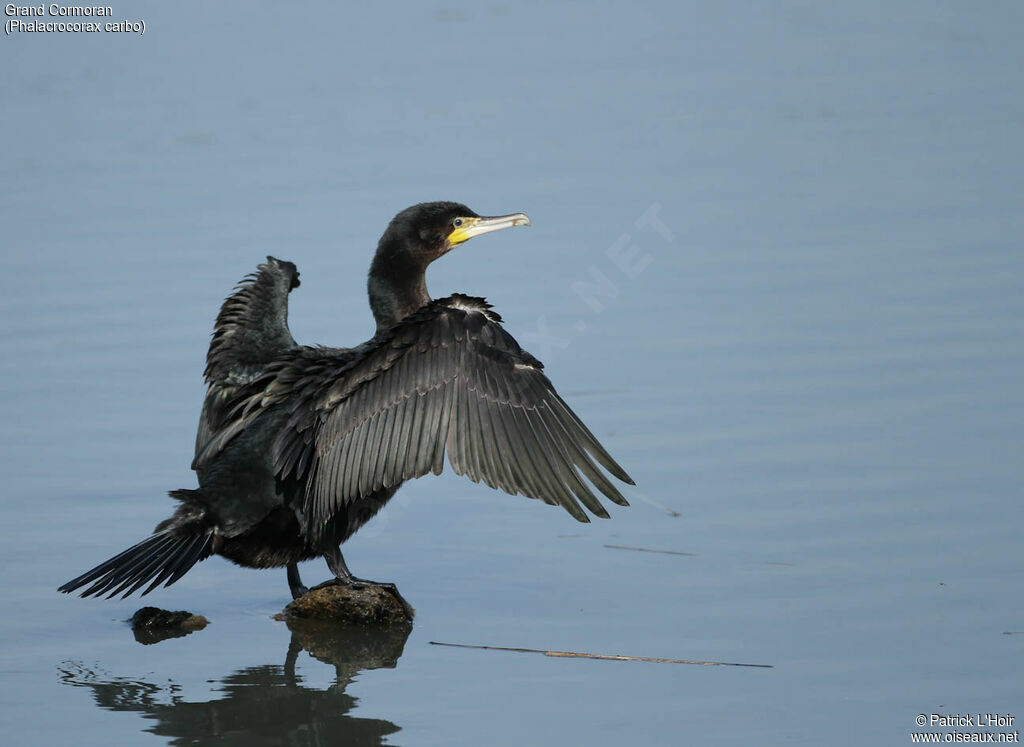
[59,202,634,613]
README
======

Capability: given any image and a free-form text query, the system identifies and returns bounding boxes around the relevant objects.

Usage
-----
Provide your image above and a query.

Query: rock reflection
[59,619,412,746]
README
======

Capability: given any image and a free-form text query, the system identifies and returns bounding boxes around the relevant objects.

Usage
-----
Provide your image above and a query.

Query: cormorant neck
[368,246,431,334]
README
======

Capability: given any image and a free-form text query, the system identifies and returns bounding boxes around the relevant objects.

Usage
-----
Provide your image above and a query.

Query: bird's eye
[453,218,463,227]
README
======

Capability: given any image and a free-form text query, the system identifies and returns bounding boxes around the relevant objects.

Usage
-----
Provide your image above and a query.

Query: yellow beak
[448,213,531,246]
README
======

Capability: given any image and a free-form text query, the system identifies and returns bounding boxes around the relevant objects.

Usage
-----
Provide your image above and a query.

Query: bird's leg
[322,544,355,583]
[322,545,415,618]
[286,563,309,600]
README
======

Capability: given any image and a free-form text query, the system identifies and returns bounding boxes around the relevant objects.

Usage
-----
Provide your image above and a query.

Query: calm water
[2,2,1023,745]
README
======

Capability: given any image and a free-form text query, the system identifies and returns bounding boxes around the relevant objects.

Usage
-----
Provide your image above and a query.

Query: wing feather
[430,381,454,476]
[194,257,300,469]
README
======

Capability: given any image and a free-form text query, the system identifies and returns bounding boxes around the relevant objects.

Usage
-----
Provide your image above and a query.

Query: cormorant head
[368,201,530,332]
[378,201,531,266]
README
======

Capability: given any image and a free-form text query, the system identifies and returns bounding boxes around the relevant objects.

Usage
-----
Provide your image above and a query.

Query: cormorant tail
[58,494,215,599]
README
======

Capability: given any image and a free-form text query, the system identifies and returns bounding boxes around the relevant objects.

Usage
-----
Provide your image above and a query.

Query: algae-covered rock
[276,582,413,625]
[130,606,208,644]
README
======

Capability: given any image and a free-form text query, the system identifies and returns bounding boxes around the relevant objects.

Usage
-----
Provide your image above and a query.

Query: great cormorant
[58,202,634,613]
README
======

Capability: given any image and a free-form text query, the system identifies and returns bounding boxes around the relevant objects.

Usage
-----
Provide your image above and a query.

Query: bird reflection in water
[58,619,412,746]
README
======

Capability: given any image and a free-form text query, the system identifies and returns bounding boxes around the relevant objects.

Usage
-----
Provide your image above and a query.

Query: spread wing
[266,295,633,532]
[193,256,300,467]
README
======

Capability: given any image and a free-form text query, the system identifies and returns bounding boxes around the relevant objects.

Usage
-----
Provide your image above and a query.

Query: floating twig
[604,544,698,557]
[429,641,772,668]
[605,544,796,567]
[631,492,682,517]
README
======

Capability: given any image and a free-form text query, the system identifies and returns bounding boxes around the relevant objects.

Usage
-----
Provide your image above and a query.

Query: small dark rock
[130,606,208,645]
[276,582,413,625]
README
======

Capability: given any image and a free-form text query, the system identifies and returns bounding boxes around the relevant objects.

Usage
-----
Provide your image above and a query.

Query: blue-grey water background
[2,2,1023,745]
